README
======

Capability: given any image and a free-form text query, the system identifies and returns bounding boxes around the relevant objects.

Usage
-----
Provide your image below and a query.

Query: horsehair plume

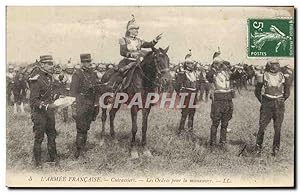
[131,14,135,21]
[189,49,192,55]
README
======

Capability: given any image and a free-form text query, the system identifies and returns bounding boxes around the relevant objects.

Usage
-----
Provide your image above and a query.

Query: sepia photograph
[5,6,295,188]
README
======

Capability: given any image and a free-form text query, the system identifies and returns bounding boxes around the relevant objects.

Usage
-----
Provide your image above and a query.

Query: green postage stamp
[248,18,294,57]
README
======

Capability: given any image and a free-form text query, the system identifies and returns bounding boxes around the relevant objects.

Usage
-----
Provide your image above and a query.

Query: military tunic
[29,68,59,166]
[118,36,157,71]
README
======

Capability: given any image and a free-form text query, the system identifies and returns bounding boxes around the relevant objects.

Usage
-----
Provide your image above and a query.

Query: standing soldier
[176,50,198,135]
[206,53,235,150]
[12,68,28,114]
[198,65,210,102]
[61,62,74,122]
[7,65,15,106]
[29,55,59,168]
[255,61,291,156]
[70,54,99,159]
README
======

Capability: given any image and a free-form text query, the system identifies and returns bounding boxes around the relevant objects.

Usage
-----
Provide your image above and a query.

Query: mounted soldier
[113,14,162,91]
[255,60,291,156]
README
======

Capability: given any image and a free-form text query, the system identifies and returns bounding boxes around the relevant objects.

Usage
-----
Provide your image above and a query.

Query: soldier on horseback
[113,14,162,91]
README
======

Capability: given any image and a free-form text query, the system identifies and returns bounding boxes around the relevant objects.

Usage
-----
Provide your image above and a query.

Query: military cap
[8,65,14,69]
[40,55,53,63]
[127,14,139,31]
[80,53,92,63]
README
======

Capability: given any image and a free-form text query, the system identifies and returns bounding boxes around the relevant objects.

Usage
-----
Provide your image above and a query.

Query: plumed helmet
[127,14,139,31]
[185,49,193,63]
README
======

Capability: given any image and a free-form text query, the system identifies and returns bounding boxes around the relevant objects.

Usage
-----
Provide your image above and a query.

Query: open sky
[7,6,294,67]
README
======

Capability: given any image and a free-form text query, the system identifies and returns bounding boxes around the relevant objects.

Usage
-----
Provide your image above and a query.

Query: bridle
[138,50,170,88]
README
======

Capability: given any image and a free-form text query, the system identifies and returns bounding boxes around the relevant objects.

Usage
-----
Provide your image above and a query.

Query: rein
[138,53,169,89]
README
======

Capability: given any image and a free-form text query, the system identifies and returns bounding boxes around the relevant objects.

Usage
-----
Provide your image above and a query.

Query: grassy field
[6,86,295,187]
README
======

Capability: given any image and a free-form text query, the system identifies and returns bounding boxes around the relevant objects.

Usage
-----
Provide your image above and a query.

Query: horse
[99,46,171,159]
[243,64,255,85]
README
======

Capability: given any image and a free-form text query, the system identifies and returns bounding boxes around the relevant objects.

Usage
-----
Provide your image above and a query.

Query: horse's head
[151,46,172,88]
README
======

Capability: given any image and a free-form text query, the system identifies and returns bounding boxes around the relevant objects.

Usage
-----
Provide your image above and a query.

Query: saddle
[108,62,139,92]
[121,62,138,90]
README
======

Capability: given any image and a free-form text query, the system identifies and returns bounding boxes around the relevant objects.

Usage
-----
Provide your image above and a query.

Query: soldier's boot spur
[220,141,229,152]
[34,151,42,168]
[272,147,279,157]
[74,147,81,159]
[254,144,262,157]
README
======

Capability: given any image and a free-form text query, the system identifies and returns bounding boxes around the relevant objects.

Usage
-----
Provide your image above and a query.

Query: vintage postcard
[6,6,295,188]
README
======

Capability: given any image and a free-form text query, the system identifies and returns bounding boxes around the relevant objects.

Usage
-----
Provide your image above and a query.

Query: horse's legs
[130,105,139,159]
[141,107,153,157]
[130,106,138,146]
[109,104,121,143]
[141,107,151,146]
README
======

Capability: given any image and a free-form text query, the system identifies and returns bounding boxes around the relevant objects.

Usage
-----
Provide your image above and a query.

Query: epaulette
[28,74,40,81]
[119,37,126,45]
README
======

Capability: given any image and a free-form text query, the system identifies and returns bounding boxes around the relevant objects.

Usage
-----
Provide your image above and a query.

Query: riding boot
[187,117,193,132]
[63,108,68,122]
[83,133,88,152]
[178,116,187,134]
[13,103,18,114]
[75,132,85,158]
[33,141,42,167]
[47,143,57,162]
[20,102,25,113]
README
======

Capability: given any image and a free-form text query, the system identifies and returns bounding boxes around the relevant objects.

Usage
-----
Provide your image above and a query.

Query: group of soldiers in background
[6,15,294,168]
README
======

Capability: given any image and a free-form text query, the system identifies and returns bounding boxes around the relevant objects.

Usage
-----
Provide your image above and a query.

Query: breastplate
[126,38,141,51]
[215,71,230,90]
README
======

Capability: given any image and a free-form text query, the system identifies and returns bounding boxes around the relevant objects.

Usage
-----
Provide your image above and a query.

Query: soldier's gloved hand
[154,33,163,42]
[48,103,58,110]
[130,52,140,59]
